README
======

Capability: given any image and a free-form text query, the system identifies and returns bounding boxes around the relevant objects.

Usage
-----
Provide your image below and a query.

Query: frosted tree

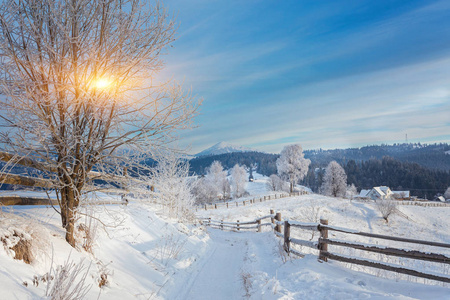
[205,161,230,200]
[231,164,247,198]
[444,187,450,199]
[321,161,347,197]
[266,174,283,192]
[192,178,215,204]
[276,144,311,193]
[0,0,200,246]
[346,183,357,199]
[376,197,397,223]
[150,152,194,219]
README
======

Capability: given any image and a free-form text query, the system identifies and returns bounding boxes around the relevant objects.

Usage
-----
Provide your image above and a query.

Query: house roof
[359,189,371,197]
[379,186,390,193]
[372,187,386,197]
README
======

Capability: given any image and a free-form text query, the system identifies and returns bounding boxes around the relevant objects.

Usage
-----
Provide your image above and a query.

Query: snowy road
[177,230,252,300]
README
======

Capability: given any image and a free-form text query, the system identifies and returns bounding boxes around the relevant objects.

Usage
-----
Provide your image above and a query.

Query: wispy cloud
[162,0,450,153]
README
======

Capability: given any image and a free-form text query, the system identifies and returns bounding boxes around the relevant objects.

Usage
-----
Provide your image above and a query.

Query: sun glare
[94,78,112,90]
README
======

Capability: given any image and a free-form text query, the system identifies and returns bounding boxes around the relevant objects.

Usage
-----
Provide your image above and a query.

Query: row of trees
[192,161,248,203]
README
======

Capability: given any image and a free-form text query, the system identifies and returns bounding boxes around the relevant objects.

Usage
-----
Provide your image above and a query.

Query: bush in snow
[444,187,450,200]
[0,212,50,264]
[45,255,91,300]
[231,164,247,198]
[276,144,311,193]
[321,161,347,197]
[376,197,397,223]
[151,153,195,219]
[266,174,284,192]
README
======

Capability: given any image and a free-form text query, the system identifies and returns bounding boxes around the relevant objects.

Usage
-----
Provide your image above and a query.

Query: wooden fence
[397,201,450,207]
[196,191,307,211]
[201,210,450,284]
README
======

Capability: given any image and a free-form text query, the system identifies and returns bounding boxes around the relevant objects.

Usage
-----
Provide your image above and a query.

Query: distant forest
[189,151,278,176]
[303,143,450,171]
[302,157,450,198]
[189,143,450,199]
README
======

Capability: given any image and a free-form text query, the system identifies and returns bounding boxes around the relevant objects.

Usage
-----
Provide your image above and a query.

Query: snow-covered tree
[231,164,247,198]
[266,174,284,192]
[444,187,450,200]
[346,184,357,199]
[192,178,215,204]
[276,144,311,193]
[321,161,347,197]
[196,161,230,201]
[376,198,397,223]
[0,0,200,246]
[151,153,194,219]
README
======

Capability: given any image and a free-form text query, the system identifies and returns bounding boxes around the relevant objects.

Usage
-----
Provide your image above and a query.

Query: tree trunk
[59,184,78,247]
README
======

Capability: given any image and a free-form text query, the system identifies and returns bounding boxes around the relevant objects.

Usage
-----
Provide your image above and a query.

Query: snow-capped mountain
[195,142,255,157]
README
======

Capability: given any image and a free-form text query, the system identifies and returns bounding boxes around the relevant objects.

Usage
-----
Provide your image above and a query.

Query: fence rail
[196,191,308,212]
[201,210,450,284]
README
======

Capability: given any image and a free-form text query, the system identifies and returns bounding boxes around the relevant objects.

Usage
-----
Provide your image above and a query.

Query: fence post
[221,219,223,230]
[270,209,274,224]
[243,200,246,206]
[205,204,207,210]
[257,219,261,232]
[319,218,329,262]
[237,220,240,231]
[208,217,211,226]
[227,203,229,209]
[284,220,290,253]
[275,212,282,233]
[236,202,238,207]
[215,204,217,209]
[260,198,262,202]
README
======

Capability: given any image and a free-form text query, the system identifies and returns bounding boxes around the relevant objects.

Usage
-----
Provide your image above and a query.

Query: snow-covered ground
[1,174,449,299]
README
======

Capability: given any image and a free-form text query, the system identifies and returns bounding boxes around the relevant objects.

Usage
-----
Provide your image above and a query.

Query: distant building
[358,189,371,198]
[356,186,410,200]
[368,186,392,200]
[436,196,446,202]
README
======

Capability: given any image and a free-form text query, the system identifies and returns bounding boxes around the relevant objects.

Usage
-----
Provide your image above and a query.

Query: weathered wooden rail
[196,191,308,211]
[202,210,450,284]
[0,195,127,206]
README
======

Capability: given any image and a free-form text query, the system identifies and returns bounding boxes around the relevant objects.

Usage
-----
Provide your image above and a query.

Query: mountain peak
[195,142,255,157]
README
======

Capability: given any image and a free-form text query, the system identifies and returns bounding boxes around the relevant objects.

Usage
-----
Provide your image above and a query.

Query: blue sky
[159,0,450,154]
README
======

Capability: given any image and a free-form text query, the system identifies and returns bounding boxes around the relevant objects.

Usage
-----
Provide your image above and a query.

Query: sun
[94,78,112,90]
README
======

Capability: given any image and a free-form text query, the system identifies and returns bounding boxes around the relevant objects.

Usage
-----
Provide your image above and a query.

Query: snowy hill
[1,187,450,299]
[195,141,255,157]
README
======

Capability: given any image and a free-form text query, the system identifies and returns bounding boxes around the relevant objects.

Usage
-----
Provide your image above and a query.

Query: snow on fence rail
[397,201,450,207]
[195,191,308,211]
[201,210,450,284]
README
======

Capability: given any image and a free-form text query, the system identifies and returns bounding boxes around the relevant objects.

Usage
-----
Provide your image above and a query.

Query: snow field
[1,173,449,299]
[195,176,450,290]
[0,203,210,299]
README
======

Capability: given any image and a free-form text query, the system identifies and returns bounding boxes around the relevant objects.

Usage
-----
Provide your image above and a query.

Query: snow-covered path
[173,227,450,300]
[177,229,250,300]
